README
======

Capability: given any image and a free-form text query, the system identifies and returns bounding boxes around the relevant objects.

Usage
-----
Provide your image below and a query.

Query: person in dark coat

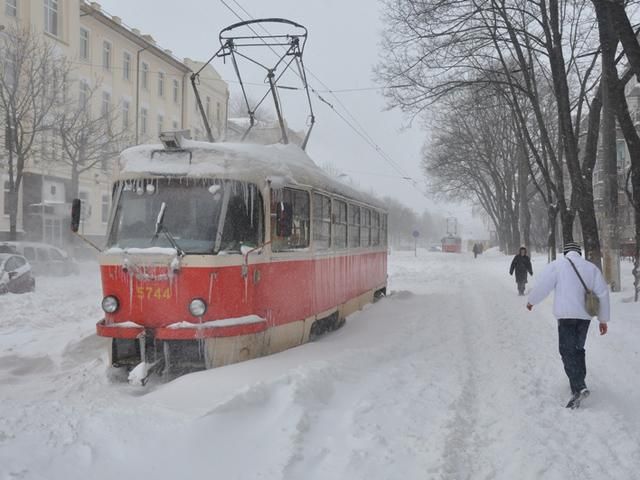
[510,246,533,295]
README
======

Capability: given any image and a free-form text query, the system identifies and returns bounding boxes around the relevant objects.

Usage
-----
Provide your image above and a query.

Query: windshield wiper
[152,201,185,256]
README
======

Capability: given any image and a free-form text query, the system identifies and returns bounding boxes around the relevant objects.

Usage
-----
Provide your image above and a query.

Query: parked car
[0,253,36,294]
[0,242,79,276]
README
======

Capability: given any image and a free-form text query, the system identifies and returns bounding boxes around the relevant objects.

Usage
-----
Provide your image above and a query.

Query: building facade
[0,0,229,245]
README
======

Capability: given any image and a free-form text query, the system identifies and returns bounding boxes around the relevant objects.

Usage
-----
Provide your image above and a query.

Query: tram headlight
[189,298,207,317]
[102,295,119,314]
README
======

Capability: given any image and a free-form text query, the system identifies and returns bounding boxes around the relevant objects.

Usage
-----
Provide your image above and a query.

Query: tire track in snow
[280,292,470,480]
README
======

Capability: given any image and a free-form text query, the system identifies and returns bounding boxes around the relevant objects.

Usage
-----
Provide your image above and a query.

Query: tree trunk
[633,176,640,301]
[596,0,622,290]
[8,191,18,241]
[560,207,575,245]
[580,200,603,267]
[70,166,80,202]
[548,205,558,262]
[511,213,520,254]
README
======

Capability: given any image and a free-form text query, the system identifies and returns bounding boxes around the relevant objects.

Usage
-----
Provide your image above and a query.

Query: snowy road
[1,250,640,479]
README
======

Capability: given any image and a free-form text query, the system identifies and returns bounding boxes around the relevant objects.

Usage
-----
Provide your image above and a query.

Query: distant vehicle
[441,235,462,253]
[428,244,442,252]
[0,242,79,276]
[0,253,36,294]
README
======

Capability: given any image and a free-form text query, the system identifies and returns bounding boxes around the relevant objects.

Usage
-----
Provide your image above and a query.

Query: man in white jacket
[526,242,610,407]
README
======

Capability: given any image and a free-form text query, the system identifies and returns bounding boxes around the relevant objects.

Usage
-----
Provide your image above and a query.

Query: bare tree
[424,87,524,253]
[591,0,640,298]
[0,25,70,240]
[56,79,131,199]
[377,0,604,264]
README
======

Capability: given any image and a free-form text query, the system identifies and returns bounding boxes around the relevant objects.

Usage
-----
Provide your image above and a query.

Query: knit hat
[563,242,582,255]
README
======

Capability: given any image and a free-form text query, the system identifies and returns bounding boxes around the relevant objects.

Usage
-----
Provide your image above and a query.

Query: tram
[73,135,388,381]
[441,235,462,253]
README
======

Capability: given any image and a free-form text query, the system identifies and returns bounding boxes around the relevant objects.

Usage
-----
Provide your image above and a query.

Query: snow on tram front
[72,134,388,384]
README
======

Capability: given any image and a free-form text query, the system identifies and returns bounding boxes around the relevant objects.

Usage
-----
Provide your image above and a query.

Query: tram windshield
[107,179,263,254]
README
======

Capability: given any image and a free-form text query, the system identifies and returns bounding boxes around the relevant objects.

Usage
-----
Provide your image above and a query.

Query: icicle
[250,186,255,228]
[208,273,215,305]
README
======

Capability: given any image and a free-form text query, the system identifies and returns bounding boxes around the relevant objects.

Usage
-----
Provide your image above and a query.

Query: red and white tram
[81,138,388,380]
[441,235,462,253]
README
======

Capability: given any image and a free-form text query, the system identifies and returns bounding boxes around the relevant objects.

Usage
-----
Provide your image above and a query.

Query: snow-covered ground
[1,250,640,480]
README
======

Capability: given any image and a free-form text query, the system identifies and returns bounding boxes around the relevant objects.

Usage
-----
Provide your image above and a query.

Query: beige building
[0,0,229,245]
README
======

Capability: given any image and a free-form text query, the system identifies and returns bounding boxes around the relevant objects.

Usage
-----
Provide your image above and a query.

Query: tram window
[313,193,331,250]
[333,200,347,248]
[371,211,380,246]
[219,187,264,252]
[382,213,388,246]
[361,208,371,247]
[271,188,310,251]
[348,204,361,248]
[108,180,263,254]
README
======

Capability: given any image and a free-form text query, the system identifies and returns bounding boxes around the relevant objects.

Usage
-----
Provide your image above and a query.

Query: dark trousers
[557,318,591,394]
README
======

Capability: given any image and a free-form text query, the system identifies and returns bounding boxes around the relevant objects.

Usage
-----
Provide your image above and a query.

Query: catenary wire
[219,0,429,197]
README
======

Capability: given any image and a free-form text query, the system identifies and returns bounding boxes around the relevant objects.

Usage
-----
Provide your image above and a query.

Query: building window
[312,193,331,250]
[79,80,90,109]
[122,100,130,129]
[141,62,149,90]
[6,0,17,17]
[123,52,131,81]
[271,188,310,251]
[382,214,388,246]
[101,91,111,117]
[101,194,110,223]
[102,41,112,71]
[79,191,89,224]
[172,120,179,130]
[173,79,179,103]
[333,200,347,248]
[4,56,16,87]
[140,108,148,135]
[158,72,164,97]
[216,102,221,125]
[157,114,163,135]
[3,181,11,215]
[79,28,90,60]
[44,0,58,36]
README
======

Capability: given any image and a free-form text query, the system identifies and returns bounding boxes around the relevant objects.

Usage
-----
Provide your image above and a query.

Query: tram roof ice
[119,141,385,209]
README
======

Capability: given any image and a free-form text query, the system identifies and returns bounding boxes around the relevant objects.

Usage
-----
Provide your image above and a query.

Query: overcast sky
[97,0,487,238]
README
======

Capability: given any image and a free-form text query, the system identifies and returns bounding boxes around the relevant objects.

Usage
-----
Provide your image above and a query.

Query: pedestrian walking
[526,242,610,408]
[473,243,480,259]
[509,247,533,295]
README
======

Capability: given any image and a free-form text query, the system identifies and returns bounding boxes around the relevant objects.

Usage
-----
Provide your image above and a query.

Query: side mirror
[276,202,293,237]
[71,199,81,233]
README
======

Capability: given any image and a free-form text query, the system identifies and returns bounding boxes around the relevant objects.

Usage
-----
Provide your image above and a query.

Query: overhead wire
[219,0,430,198]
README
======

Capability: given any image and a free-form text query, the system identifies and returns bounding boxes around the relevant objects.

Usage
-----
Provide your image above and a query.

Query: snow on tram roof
[119,140,385,209]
